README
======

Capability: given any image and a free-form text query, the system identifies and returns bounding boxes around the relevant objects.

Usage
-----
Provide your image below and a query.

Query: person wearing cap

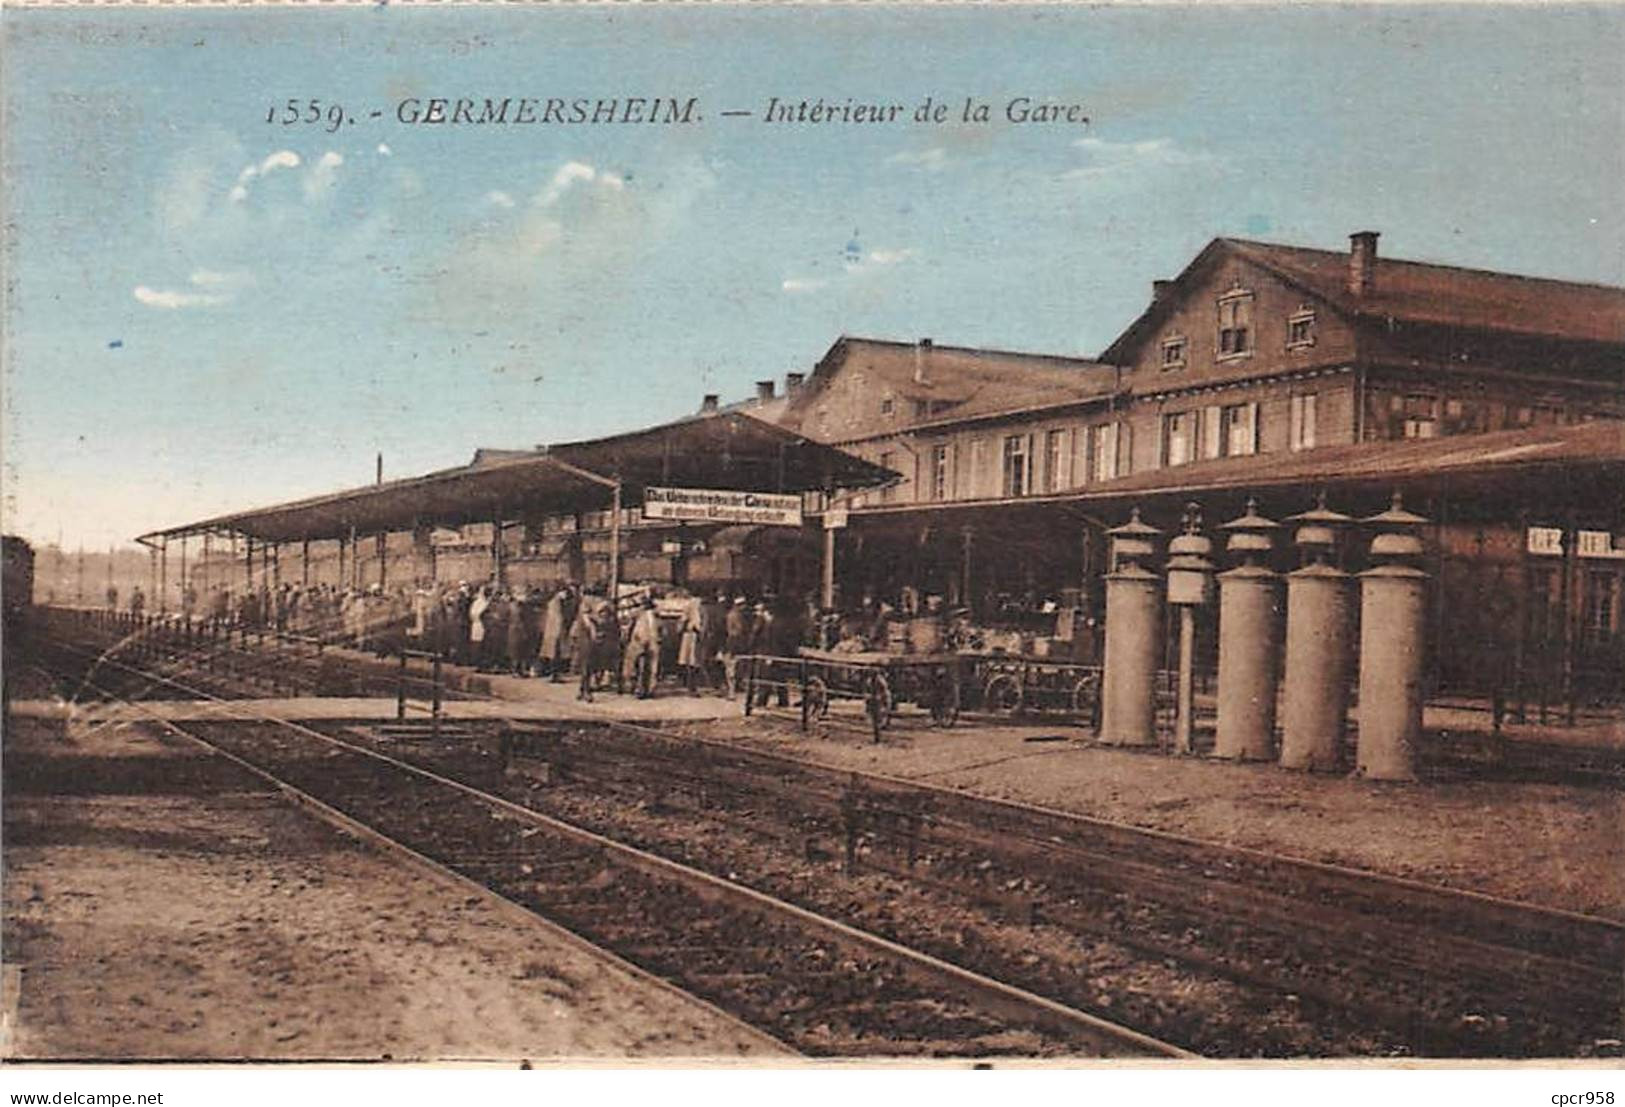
[676,591,708,695]
[720,595,754,700]
[539,583,575,682]
[622,594,662,698]
[570,588,602,702]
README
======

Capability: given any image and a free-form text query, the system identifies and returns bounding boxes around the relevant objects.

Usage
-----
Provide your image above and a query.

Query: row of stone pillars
[1098,492,1430,782]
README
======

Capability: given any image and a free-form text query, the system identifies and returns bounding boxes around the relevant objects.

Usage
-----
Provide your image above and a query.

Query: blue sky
[4,4,1623,548]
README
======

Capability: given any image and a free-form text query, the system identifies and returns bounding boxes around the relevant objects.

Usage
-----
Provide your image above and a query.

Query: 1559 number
[265,100,351,132]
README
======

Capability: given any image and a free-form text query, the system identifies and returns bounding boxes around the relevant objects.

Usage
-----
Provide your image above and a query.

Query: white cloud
[887,147,949,171]
[1062,136,1213,182]
[377,143,392,156]
[865,247,917,266]
[781,277,828,294]
[133,285,228,310]
[303,150,344,200]
[230,149,303,203]
[536,160,624,207]
[188,268,254,291]
[484,190,516,209]
[259,150,301,174]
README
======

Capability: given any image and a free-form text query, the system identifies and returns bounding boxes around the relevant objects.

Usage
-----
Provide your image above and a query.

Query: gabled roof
[1102,237,1625,363]
[782,335,1121,442]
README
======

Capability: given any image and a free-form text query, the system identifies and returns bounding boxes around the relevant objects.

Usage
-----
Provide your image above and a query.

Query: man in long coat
[676,593,708,694]
[570,590,601,702]
[539,585,575,682]
[622,596,662,697]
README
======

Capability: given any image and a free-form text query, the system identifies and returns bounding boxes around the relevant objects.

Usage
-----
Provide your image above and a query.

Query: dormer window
[880,397,894,417]
[1287,308,1316,349]
[1160,336,1188,370]
[1217,290,1254,358]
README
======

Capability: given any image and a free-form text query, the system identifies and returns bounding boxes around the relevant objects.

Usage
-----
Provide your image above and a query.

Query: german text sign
[643,486,803,527]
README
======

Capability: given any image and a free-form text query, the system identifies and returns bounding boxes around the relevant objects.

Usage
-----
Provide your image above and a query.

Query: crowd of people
[144,573,1071,703]
[169,578,826,703]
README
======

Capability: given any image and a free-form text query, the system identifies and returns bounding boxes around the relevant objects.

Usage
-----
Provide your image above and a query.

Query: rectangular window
[1222,402,1258,456]
[878,452,897,502]
[1217,291,1254,357]
[1402,418,1438,439]
[1201,405,1223,460]
[930,444,951,502]
[1287,310,1316,349]
[914,399,930,421]
[1290,393,1318,452]
[1091,423,1118,483]
[1002,435,1030,497]
[1160,336,1187,370]
[1117,422,1134,477]
[1045,429,1067,492]
[881,397,894,417]
[1071,426,1091,487]
[1162,411,1196,467]
[969,438,989,498]
[1583,572,1619,646]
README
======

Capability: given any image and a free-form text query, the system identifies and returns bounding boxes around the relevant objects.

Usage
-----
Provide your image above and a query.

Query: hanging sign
[642,486,803,527]
[1525,527,1564,556]
[824,509,849,531]
[1576,530,1625,560]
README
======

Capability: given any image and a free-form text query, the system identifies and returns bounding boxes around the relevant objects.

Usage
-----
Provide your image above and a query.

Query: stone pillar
[1100,509,1163,748]
[1213,499,1282,762]
[1213,564,1282,760]
[1100,563,1161,746]
[1357,564,1426,780]
[1355,493,1429,782]
[1281,565,1355,770]
[1280,495,1356,772]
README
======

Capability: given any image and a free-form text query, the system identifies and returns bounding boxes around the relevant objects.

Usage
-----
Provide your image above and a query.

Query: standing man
[622,595,662,698]
[676,592,708,695]
[539,584,573,682]
[721,596,754,701]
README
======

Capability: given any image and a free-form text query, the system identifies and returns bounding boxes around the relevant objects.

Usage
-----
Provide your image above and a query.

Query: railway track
[19,635,1185,1060]
[25,619,1625,1057]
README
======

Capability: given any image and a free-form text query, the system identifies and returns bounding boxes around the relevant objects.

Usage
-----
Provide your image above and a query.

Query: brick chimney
[1349,231,1380,296]
[914,338,933,385]
[785,372,805,396]
[1151,279,1173,303]
[700,393,719,414]
[755,380,776,401]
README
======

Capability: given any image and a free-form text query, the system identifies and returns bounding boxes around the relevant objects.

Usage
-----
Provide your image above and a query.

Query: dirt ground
[688,709,1625,921]
[1,712,781,1062]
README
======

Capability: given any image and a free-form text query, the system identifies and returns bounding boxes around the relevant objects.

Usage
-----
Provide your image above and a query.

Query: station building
[140,231,1625,705]
[761,232,1625,704]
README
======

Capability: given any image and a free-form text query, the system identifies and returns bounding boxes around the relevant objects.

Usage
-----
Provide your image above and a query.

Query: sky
[3,3,1623,550]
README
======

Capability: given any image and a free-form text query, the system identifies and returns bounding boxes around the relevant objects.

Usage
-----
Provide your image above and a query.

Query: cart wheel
[983,673,1024,717]
[1068,672,1099,718]
[866,673,894,738]
[802,675,829,723]
[930,670,960,728]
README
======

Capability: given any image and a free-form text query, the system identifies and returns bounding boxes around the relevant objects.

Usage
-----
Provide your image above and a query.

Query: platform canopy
[138,411,896,546]
[846,419,1625,531]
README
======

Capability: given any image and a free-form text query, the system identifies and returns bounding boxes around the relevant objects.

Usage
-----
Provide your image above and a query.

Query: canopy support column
[159,539,168,614]
[821,523,836,611]
[608,481,622,601]
[961,527,974,617]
